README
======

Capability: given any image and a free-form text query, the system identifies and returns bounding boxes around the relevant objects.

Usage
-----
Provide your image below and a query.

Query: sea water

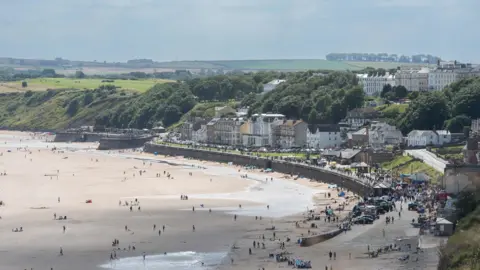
[98,251,227,270]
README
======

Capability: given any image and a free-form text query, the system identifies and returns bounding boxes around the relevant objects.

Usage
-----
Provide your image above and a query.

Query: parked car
[353,216,374,224]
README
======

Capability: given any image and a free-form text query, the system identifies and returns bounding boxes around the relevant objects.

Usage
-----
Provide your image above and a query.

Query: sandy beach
[0,131,340,270]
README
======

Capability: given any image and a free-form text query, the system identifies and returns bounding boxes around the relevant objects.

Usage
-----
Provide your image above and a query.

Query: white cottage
[306,124,342,149]
[407,130,452,147]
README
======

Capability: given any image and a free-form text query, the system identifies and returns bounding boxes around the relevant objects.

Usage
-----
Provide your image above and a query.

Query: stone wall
[144,143,369,195]
[54,132,103,142]
[98,136,154,150]
[300,229,343,247]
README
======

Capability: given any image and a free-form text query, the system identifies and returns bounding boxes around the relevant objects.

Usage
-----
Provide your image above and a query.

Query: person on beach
[63,225,66,233]
[59,247,63,256]
[125,225,128,231]
[153,224,156,230]
[143,252,146,261]
[159,230,161,236]
[53,213,56,220]
[234,214,237,221]
[329,251,332,260]
[163,225,165,232]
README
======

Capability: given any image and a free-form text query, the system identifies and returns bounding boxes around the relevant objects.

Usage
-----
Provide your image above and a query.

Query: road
[405,149,449,173]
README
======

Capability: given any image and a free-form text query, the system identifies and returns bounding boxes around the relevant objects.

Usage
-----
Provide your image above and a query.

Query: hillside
[0,71,478,135]
[0,89,130,130]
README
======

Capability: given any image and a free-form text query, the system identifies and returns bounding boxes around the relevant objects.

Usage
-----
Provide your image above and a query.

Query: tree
[445,115,471,133]
[41,68,56,77]
[21,81,28,88]
[451,83,480,119]
[407,91,419,100]
[308,108,319,124]
[163,105,181,127]
[75,71,86,79]
[66,99,80,116]
[394,85,408,99]
[343,86,365,110]
[398,92,449,133]
[83,92,94,105]
[240,92,257,108]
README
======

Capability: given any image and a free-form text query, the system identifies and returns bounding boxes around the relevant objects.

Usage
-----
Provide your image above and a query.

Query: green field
[0,78,172,93]
[4,59,435,73]
[152,59,424,71]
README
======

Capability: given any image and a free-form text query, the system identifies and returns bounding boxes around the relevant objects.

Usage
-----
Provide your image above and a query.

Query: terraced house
[356,73,395,96]
[206,117,245,146]
[271,119,307,149]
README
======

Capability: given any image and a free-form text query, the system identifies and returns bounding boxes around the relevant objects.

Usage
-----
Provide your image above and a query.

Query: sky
[0,0,479,63]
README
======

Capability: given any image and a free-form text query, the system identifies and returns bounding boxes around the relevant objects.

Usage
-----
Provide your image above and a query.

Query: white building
[240,113,285,147]
[357,73,396,96]
[428,69,458,91]
[395,67,429,92]
[191,124,207,143]
[263,79,286,93]
[407,130,452,147]
[306,124,342,149]
[368,122,403,148]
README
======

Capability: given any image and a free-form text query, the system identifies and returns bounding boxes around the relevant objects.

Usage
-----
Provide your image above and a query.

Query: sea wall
[54,132,102,142]
[98,136,154,150]
[144,143,369,195]
[300,229,343,247]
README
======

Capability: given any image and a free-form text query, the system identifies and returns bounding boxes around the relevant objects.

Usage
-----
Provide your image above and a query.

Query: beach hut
[435,218,454,236]
[350,162,369,173]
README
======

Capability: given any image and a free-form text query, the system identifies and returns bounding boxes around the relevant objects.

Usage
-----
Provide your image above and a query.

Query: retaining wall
[54,132,102,142]
[300,229,343,247]
[98,136,154,150]
[144,143,369,195]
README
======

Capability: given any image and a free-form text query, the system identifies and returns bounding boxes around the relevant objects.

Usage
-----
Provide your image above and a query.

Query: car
[353,216,374,224]
[362,214,379,220]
